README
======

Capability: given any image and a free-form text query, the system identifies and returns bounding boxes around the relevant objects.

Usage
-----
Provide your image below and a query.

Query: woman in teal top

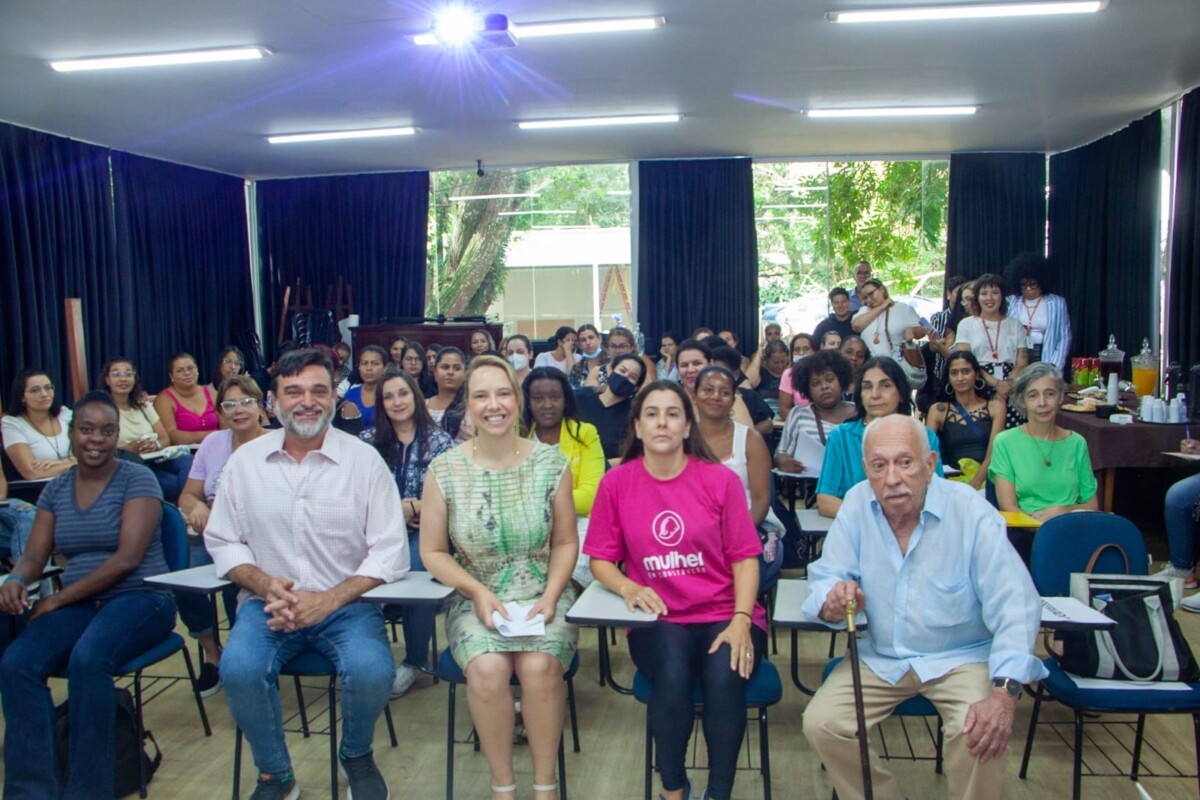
[990,362,1098,521]
[816,356,943,518]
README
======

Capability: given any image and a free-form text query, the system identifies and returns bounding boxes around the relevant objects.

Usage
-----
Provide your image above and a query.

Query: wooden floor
[4,571,1200,800]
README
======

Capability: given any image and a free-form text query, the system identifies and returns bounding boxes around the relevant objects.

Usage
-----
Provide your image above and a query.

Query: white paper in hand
[492,601,546,637]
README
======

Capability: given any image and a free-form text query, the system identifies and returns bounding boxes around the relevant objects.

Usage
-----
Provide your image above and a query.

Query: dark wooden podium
[351,322,504,356]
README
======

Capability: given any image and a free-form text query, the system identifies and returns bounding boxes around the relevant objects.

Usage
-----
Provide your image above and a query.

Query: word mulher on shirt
[643,551,706,579]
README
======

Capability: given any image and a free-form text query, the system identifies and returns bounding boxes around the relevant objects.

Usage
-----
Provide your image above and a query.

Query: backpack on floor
[54,687,162,797]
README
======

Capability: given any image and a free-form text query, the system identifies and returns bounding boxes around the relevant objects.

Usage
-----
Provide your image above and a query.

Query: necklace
[1024,424,1058,467]
[29,414,63,459]
[1021,296,1043,336]
[982,318,1001,361]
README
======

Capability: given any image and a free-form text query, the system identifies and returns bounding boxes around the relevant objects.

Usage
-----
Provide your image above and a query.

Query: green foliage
[754,160,948,300]
[427,164,630,316]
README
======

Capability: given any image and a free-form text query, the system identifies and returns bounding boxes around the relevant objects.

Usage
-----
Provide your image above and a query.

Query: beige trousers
[803,661,1008,800]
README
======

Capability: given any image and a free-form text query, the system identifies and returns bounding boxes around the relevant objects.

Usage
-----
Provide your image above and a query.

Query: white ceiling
[1,1,1197,179]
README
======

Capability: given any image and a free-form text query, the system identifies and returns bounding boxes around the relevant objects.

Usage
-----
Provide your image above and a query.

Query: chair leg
[1018,689,1043,779]
[1072,710,1084,800]
[1192,713,1200,799]
[384,702,398,747]
[431,625,440,685]
[934,716,944,775]
[567,676,580,753]
[1131,713,1146,781]
[557,733,568,800]
[596,627,608,688]
[134,672,148,799]
[328,676,338,800]
[180,644,212,736]
[294,675,311,737]
[827,631,838,659]
[644,710,653,800]
[233,727,243,800]
[446,683,456,800]
[759,706,772,800]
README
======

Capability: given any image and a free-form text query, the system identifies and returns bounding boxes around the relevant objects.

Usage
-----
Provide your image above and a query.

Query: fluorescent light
[828,2,1104,24]
[518,114,681,130]
[606,190,632,196]
[498,210,575,216]
[514,17,665,38]
[267,126,416,144]
[763,203,828,209]
[50,46,269,72]
[449,193,540,202]
[806,106,977,118]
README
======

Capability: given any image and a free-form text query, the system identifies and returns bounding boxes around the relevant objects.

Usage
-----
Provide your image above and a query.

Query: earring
[975,378,986,391]
[945,383,954,396]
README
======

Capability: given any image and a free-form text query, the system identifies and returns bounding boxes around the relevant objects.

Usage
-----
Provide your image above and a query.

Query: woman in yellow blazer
[522,367,606,588]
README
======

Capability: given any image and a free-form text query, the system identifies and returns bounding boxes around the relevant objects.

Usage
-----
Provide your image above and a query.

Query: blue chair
[437,647,579,800]
[821,657,944,775]
[1018,511,1200,799]
[51,502,210,798]
[632,658,782,800]
[231,650,399,799]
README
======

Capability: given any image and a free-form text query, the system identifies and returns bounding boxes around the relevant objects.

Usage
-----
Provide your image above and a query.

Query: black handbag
[1060,545,1200,682]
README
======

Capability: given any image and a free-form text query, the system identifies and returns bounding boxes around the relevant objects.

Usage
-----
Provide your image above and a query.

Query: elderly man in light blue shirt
[801,414,1046,800]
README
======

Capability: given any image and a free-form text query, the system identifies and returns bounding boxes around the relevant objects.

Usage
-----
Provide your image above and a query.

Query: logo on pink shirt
[651,510,685,547]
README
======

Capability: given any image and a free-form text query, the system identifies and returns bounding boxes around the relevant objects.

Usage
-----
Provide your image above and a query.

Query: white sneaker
[1181,592,1200,614]
[390,664,419,698]
[1154,564,1198,590]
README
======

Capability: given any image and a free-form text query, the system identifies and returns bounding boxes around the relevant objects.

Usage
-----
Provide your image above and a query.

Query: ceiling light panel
[49,46,269,72]
[267,126,416,144]
[828,2,1104,24]
[514,17,665,38]
[518,114,681,130]
[806,106,978,117]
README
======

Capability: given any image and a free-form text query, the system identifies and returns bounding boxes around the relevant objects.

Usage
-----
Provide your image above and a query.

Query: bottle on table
[1131,338,1158,398]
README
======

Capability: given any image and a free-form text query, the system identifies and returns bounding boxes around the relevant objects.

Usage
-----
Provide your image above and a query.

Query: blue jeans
[220,599,394,778]
[385,530,435,670]
[0,589,177,799]
[174,537,239,641]
[148,452,193,503]
[0,501,53,599]
[1166,472,1200,570]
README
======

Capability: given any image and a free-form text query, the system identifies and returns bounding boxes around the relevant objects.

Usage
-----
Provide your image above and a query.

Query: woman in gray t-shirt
[0,391,177,799]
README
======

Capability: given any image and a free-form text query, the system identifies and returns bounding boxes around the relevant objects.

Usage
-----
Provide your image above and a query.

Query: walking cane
[845,598,873,800]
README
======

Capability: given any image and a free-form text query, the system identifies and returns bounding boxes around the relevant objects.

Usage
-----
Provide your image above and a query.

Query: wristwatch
[992,677,1022,698]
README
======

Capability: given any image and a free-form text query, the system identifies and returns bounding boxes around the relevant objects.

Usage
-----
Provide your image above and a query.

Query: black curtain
[256,171,430,351]
[945,153,1046,280]
[1049,110,1162,362]
[111,152,254,391]
[1169,87,1200,373]
[0,123,117,401]
[636,158,759,352]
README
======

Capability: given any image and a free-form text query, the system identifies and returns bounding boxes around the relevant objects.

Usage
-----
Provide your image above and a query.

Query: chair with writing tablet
[1019,511,1200,799]
[633,657,782,800]
[436,646,580,800]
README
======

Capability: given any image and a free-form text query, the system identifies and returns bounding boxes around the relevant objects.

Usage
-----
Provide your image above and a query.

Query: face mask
[507,353,529,371]
[581,348,602,360]
[607,372,637,398]
[792,355,805,363]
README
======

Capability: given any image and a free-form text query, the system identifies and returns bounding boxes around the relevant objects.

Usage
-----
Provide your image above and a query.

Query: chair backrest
[1029,511,1148,597]
[159,503,189,573]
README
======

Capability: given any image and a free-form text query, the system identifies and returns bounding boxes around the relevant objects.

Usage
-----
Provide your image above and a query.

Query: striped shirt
[204,427,409,605]
[37,461,166,599]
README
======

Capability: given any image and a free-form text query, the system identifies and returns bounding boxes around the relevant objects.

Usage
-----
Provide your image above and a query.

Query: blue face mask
[581,348,602,360]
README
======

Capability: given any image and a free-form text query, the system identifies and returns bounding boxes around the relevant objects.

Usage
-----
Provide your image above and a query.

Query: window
[426,164,632,340]
[754,160,949,335]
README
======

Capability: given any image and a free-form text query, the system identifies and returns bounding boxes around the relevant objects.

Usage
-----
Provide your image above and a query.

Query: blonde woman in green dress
[421,355,579,800]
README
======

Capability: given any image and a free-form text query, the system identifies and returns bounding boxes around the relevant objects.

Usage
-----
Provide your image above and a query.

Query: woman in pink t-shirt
[584,380,765,800]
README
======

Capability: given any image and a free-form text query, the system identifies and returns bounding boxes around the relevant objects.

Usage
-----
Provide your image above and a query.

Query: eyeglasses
[108,370,134,379]
[25,383,54,395]
[222,359,244,368]
[219,397,258,412]
[173,365,198,375]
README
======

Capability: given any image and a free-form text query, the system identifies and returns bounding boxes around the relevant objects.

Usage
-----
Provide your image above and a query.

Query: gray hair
[1011,362,1065,417]
[863,414,931,459]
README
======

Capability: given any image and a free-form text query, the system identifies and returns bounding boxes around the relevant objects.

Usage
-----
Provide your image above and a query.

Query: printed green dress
[430,443,578,670]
